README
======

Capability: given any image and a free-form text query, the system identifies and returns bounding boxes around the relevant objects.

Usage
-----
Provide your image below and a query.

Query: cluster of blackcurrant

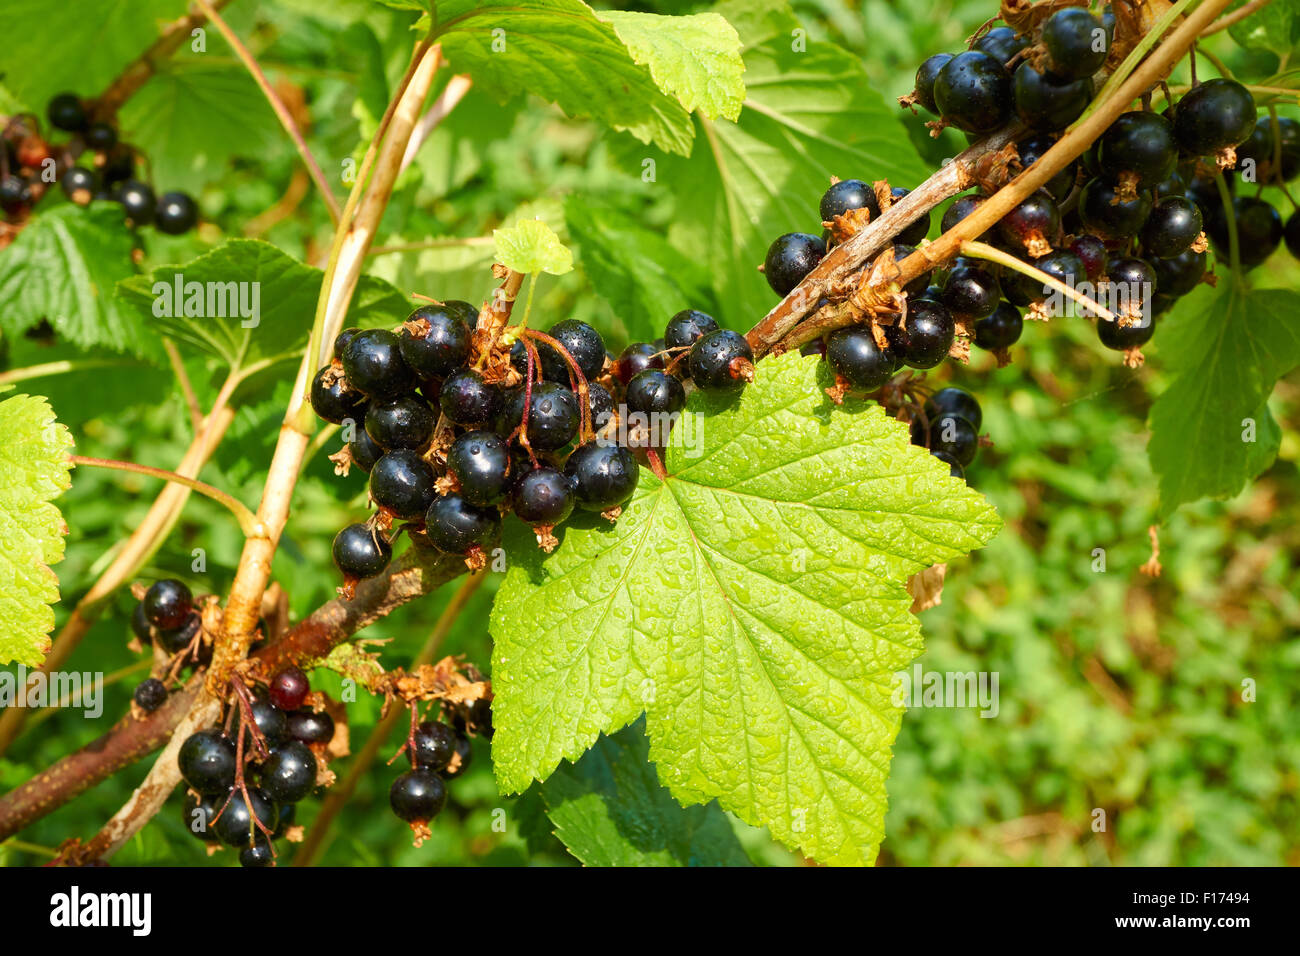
[0,92,198,233]
[128,579,209,714]
[313,298,754,590]
[177,665,333,866]
[388,697,489,842]
[910,386,984,481]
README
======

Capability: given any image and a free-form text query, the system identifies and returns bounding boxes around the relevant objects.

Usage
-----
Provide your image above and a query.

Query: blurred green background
[1,0,1297,866]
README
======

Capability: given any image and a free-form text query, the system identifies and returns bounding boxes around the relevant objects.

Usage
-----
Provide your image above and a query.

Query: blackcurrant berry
[540,320,606,382]
[1140,196,1203,258]
[369,449,437,520]
[764,233,825,295]
[261,741,318,804]
[502,380,580,449]
[974,26,1027,65]
[912,53,954,116]
[272,802,296,839]
[925,387,982,432]
[1216,196,1283,268]
[1017,136,1078,202]
[154,191,199,235]
[240,835,274,867]
[1152,248,1207,297]
[586,381,615,429]
[688,329,753,393]
[1016,249,1086,305]
[1078,177,1152,240]
[1069,234,1108,280]
[820,179,880,224]
[932,450,966,480]
[182,790,221,842]
[1041,7,1108,80]
[942,260,1002,319]
[131,602,154,644]
[1012,64,1092,132]
[564,443,639,511]
[893,300,955,369]
[399,303,473,378]
[116,179,156,224]
[85,122,118,151]
[892,187,931,245]
[425,493,502,554]
[249,694,288,745]
[365,394,435,452]
[997,190,1061,254]
[287,708,335,745]
[448,430,512,506]
[925,413,979,466]
[343,329,416,399]
[333,327,362,361]
[390,769,447,823]
[331,522,391,580]
[1097,111,1177,186]
[1173,79,1256,156]
[1234,117,1274,180]
[513,467,577,526]
[348,427,384,473]
[144,579,192,630]
[410,721,457,772]
[178,729,237,795]
[625,368,686,416]
[310,365,366,425]
[613,342,664,384]
[157,611,201,654]
[1097,314,1155,351]
[47,93,87,132]
[664,309,719,351]
[442,731,474,780]
[215,786,279,848]
[1154,169,1187,197]
[133,677,167,712]
[974,301,1023,350]
[940,194,988,236]
[1276,116,1300,181]
[438,368,500,426]
[60,166,98,204]
[269,666,310,712]
[1286,210,1300,259]
[933,51,1013,134]
[826,327,895,391]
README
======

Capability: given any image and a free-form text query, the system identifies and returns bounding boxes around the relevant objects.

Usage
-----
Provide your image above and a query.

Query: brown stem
[162,339,204,434]
[69,455,260,535]
[400,74,474,174]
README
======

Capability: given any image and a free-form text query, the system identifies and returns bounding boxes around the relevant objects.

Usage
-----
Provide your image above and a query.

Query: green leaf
[494,219,573,276]
[0,392,74,667]
[598,11,745,122]
[1148,280,1300,518]
[0,204,157,359]
[116,240,409,371]
[628,0,931,329]
[427,0,697,155]
[490,352,1002,866]
[1228,0,1297,57]
[542,719,752,866]
[564,194,714,342]
[118,62,283,195]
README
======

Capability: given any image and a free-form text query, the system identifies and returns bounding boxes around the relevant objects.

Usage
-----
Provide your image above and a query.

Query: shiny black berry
[974,26,1027,65]
[625,368,685,416]
[410,721,457,772]
[924,387,982,432]
[287,708,334,745]
[1152,248,1207,297]
[369,449,437,520]
[442,731,474,780]
[933,51,1013,134]
[269,666,310,712]
[182,790,221,842]
[131,603,154,644]
[826,328,895,391]
[61,166,98,204]
[613,342,663,384]
[974,301,1023,350]
[178,729,237,795]
[365,395,435,452]
[820,179,880,223]
[1211,196,1282,268]
[924,413,979,466]
[390,769,446,823]
[343,329,416,399]
[1140,196,1203,258]
[664,309,719,351]
[425,493,501,554]
[215,786,279,848]
[997,190,1061,254]
[399,303,473,378]
[1078,178,1152,240]
[540,320,606,382]
[1173,79,1256,156]
[688,329,753,393]
[331,522,391,580]
[1013,64,1092,132]
[1070,234,1108,280]
[932,450,966,480]
[348,427,384,473]
[85,122,117,152]
[942,260,1001,319]
[764,233,824,295]
[503,380,579,449]
[893,300,955,369]
[1098,111,1177,186]
[513,467,576,526]
[250,695,288,745]
[116,179,156,224]
[439,368,500,426]
[133,678,167,712]
[586,381,615,429]
[261,741,317,804]
[912,53,954,116]
[157,611,201,654]
[240,835,274,867]
[1042,7,1108,80]
[310,365,366,425]
[144,579,192,630]
[154,191,199,235]
[1097,314,1155,351]
[1286,210,1300,259]
[940,194,988,236]
[448,430,511,506]
[333,327,362,361]
[564,443,639,512]
[47,93,87,132]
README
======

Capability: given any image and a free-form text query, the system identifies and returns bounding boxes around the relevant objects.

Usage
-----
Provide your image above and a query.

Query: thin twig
[1202,0,1272,35]
[960,241,1118,321]
[162,338,204,434]
[400,74,474,173]
[70,456,261,537]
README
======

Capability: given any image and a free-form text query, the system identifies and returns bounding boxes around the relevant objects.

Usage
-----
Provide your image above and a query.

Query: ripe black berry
[287,708,335,745]
[144,579,192,630]
[240,835,274,867]
[348,427,384,473]
[1041,7,1108,80]
[820,179,880,223]
[564,443,640,512]
[892,187,931,245]
[215,786,279,847]
[131,603,153,644]
[157,611,201,654]
[1140,196,1203,258]
[664,309,719,351]
[448,430,512,506]
[893,300,955,369]
[1152,248,1207,297]
[1098,111,1177,186]
[154,191,199,235]
[249,694,288,745]
[1214,196,1283,268]
[116,179,156,224]
[1012,64,1092,132]
[997,190,1061,255]
[625,368,686,416]
[438,368,500,426]
[399,303,473,378]
[261,741,318,804]
[331,522,391,580]
[1275,117,1300,181]
[1015,249,1086,305]
[932,450,965,480]
[85,122,118,152]
[178,729,237,795]
[513,467,576,526]
[133,678,167,712]
[47,93,87,132]
[925,387,982,432]
[1097,314,1155,351]
[182,790,221,842]
[442,731,474,779]
[269,666,310,712]
[912,53,954,116]
[425,493,502,555]
[369,449,437,520]
[586,381,615,429]
[1078,177,1152,240]
[941,260,1001,319]
[688,329,753,393]
[1286,210,1300,259]
[1016,136,1078,201]
[940,194,988,236]
[974,301,1023,350]
[390,769,447,824]
[826,328,895,391]
[502,380,580,449]
[61,166,98,204]
[343,329,416,399]
[333,327,362,361]
[310,365,366,425]
[1173,79,1256,156]
[410,721,457,772]
[613,342,664,384]
[974,26,1027,64]
[932,51,1013,134]
[923,413,979,466]
[1069,234,1108,280]
[365,395,435,452]
[540,320,606,381]
[764,233,825,295]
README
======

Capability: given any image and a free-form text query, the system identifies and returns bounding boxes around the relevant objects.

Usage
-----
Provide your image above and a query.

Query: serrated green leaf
[116,240,409,371]
[427,0,696,155]
[543,719,751,866]
[0,393,74,667]
[1148,280,1300,518]
[1228,0,1297,57]
[490,352,1002,866]
[599,11,745,122]
[627,0,931,330]
[494,219,573,276]
[0,204,157,359]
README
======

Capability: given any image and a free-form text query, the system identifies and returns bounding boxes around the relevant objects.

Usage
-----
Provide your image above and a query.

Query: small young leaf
[493,219,573,276]
[490,352,1002,866]
[0,392,73,667]
[543,719,751,866]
